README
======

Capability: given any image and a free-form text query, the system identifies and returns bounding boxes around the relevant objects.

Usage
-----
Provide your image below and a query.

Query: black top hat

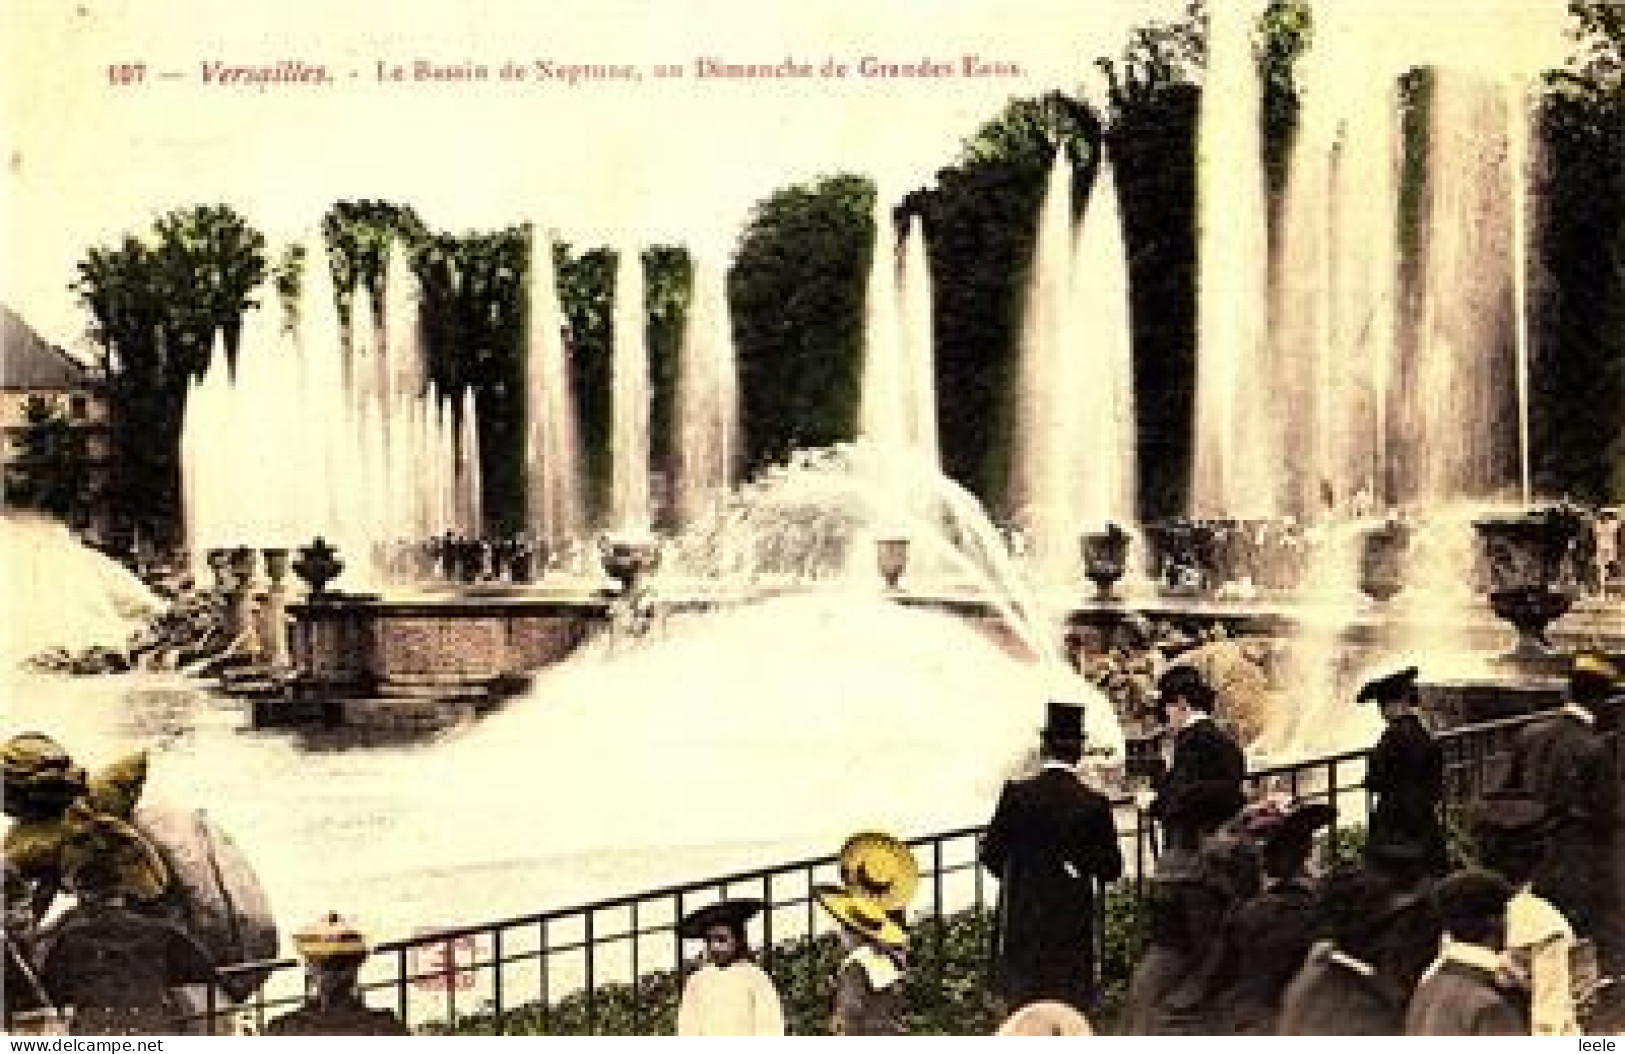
[677,899,764,941]
[1041,701,1084,742]
[1355,666,1420,705]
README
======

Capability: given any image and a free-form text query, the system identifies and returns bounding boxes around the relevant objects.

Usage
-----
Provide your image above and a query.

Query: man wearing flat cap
[1358,665,1448,880]
[675,899,785,1036]
[980,700,1123,1015]
[1146,665,1246,868]
[1500,651,1621,973]
[1405,869,1528,1036]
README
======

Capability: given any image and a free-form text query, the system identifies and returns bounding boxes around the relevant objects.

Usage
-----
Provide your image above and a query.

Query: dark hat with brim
[677,898,765,941]
[1356,666,1420,705]
[1154,664,1215,723]
[1432,869,1516,927]
[1263,802,1335,852]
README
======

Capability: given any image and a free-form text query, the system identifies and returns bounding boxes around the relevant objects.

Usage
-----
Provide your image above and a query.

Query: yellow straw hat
[1572,651,1620,686]
[294,912,370,962]
[813,884,908,949]
[837,832,919,914]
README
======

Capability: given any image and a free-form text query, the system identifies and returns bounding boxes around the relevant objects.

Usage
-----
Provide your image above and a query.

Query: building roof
[1,305,93,390]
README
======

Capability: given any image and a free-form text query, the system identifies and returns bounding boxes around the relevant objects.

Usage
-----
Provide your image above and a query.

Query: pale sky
[2,0,1570,350]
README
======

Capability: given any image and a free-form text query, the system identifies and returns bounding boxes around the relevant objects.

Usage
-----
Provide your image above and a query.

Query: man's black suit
[1151,717,1246,856]
[979,764,1123,1013]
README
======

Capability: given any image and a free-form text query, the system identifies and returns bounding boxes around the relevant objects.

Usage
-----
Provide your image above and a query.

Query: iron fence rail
[188,706,1594,1034]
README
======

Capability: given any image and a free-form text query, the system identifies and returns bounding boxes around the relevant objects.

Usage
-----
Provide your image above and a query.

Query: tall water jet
[610,247,651,530]
[859,201,905,451]
[1507,81,1534,509]
[1272,10,1402,520]
[457,386,483,537]
[675,253,738,529]
[525,228,586,548]
[1192,0,1274,519]
[1011,152,1080,580]
[1070,155,1138,531]
[1404,70,1520,506]
[899,214,940,471]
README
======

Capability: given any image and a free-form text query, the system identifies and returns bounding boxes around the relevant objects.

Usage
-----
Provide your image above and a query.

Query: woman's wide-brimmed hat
[677,898,764,941]
[837,832,919,913]
[58,802,169,901]
[813,884,908,949]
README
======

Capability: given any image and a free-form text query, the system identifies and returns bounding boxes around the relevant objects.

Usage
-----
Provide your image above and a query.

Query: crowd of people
[6,649,1621,1036]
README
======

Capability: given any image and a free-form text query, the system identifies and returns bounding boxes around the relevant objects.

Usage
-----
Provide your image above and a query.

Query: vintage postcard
[3,0,1621,1038]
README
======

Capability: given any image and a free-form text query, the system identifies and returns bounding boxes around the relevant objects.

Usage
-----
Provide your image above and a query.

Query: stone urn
[292,537,345,598]
[599,532,661,595]
[1358,519,1410,602]
[1471,507,1583,661]
[875,535,910,591]
[1081,524,1130,600]
[1143,520,1200,594]
[261,548,291,590]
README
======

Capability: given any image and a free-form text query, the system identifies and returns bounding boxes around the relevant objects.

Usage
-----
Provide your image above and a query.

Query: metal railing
[188,706,1592,1035]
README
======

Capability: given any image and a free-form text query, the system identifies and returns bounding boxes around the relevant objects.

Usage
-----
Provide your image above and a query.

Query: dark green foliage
[729,174,872,473]
[4,395,95,524]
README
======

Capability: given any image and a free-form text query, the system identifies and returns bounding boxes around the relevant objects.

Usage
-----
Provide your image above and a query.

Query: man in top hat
[675,899,785,1036]
[263,913,408,1036]
[979,700,1122,1015]
[814,882,910,1035]
[1405,869,1527,1036]
[1500,651,1621,972]
[1220,800,1336,1034]
[37,822,221,1036]
[1147,665,1246,867]
[1474,794,1579,1035]
[1358,666,1449,880]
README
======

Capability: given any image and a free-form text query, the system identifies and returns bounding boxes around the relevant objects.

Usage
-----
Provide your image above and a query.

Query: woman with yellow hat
[815,832,919,1036]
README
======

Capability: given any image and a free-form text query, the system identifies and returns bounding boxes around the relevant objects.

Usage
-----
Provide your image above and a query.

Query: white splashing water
[526,228,586,547]
[675,254,739,530]
[611,247,651,530]
[1192,0,1275,519]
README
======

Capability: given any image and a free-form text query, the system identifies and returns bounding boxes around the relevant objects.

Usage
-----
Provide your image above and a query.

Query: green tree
[4,395,94,523]
[729,174,872,471]
[72,204,268,545]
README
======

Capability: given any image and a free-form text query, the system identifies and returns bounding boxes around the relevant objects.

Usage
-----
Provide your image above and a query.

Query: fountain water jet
[1192,0,1274,520]
[610,248,651,530]
[675,254,739,529]
[525,228,586,549]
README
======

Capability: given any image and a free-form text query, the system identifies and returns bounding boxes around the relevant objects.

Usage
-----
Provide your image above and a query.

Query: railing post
[539,919,551,1034]
[760,876,774,972]
[932,838,945,978]
[631,902,642,1035]
[492,927,504,1032]
[584,911,596,1034]
[397,947,409,1029]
